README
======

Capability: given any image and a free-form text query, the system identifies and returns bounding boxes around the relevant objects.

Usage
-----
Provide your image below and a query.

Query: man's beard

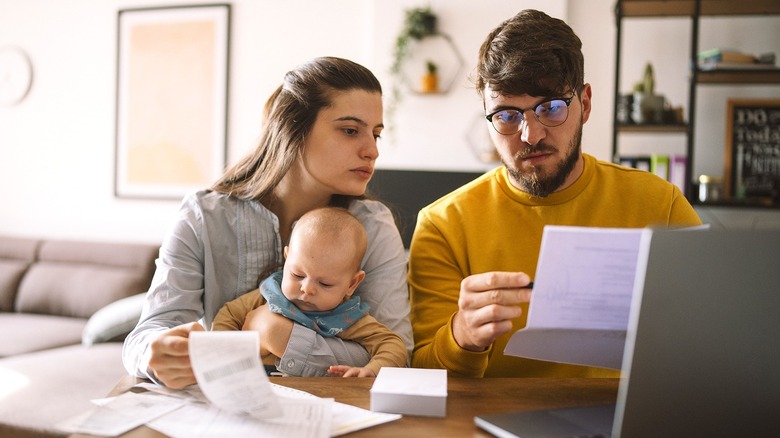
[503,122,583,198]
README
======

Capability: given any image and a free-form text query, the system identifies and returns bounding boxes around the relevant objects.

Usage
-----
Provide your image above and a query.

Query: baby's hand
[327,365,376,378]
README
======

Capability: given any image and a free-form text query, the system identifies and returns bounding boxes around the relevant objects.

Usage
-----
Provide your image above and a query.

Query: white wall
[1,0,778,243]
[0,0,567,243]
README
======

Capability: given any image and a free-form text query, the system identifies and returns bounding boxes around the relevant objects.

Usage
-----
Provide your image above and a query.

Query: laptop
[476,228,780,437]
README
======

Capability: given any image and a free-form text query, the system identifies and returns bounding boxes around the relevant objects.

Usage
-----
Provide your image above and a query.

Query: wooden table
[74,375,618,437]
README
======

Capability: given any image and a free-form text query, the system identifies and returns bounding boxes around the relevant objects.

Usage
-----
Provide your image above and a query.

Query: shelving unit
[612,0,780,207]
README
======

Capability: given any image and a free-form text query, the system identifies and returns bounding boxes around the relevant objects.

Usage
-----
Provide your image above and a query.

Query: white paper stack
[370,367,447,417]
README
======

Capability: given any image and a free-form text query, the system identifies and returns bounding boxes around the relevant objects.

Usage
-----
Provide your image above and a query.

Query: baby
[212,206,407,377]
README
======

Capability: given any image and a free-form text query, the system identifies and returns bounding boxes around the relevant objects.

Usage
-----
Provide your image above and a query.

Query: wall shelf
[616,123,688,133]
[696,69,780,84]
[398,33,464,95]
[619,0,780,17]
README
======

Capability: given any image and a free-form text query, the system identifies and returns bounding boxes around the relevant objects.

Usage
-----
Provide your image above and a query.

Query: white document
[146,394,333,438]
[55,392,182,437]
[271,383,402,437]
[189,330,282,419]
[329,399,402,436]
[504,225,644,369]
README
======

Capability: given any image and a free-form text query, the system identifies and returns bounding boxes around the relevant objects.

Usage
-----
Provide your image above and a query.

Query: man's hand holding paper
[453,271,533,352]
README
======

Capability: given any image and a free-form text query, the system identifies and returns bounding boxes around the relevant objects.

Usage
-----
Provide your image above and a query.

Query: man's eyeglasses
[485,96,574,135]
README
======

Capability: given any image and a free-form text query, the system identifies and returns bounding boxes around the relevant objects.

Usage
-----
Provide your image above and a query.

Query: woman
[122,57,412,388]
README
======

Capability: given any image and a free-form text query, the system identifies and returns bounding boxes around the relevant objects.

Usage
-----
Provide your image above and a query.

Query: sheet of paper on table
[270,383,402,437]
[146,393,333,438]
[54,392,183,437]
[504,225,644,370]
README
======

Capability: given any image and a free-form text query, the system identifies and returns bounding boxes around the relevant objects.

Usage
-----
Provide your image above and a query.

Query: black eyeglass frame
[485,95,575,135]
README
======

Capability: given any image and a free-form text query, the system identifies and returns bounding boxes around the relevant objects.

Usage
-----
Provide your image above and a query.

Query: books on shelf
[669,155,687,195]
[697,48,776,71]
[699,61,778,71]
[697,48,756,64]
[650,154,669,181]
[618,154,687,196]
[618,155,651,172]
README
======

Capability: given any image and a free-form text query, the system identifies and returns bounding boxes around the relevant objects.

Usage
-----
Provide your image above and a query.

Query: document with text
[504,225,644,369]
[189,331,282,419]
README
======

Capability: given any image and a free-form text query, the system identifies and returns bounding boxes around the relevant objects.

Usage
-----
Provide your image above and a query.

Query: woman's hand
[452,271,533,351]
[148,321,204,389]
[243,303,294,358]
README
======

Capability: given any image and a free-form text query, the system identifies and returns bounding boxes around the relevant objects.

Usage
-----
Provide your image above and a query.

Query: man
[408,9,701,378]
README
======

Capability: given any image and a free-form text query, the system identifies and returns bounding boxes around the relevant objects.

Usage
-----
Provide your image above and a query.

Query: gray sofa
[0,235,158,438]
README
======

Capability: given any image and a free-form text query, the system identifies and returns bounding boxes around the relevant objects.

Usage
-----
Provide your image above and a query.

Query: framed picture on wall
[724,99,780,204]
[115,4,230,199]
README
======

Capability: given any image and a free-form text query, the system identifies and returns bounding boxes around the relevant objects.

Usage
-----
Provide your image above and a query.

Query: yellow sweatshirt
[408,154,701,378]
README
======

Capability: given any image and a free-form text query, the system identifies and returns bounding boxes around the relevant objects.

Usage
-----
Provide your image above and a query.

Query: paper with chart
[505,225,643,369]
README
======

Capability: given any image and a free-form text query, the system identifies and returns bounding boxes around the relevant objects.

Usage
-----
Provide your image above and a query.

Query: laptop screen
[616,228,780,437]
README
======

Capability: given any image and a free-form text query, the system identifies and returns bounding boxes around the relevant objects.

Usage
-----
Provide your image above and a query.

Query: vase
[421,72,438,93]
[632,92,665,124]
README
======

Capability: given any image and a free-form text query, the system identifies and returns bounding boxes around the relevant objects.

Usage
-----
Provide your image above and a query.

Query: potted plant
[391,7,438,78]
[631,62,665,124]
[387,7,439,119]
[421,60,438,93]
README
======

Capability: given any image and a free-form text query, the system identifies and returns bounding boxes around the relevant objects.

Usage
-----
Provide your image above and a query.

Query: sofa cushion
[17,264,148,318]
[0,343,126,438]
[15,240,157,318]
[0,236,39,261]
[0,261,30,312]
[82,292,146,345]
[0,313,86,357]
[0,236,39,312]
